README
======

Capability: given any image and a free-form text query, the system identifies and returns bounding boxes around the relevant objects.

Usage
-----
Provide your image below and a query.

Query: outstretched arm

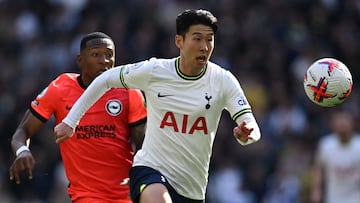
[54,67,123,141]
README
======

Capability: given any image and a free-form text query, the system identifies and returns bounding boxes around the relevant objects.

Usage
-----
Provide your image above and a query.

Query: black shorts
[129,166,204,203]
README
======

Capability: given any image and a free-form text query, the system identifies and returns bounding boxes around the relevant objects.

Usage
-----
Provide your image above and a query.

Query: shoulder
[318,134,338,148]
[352,134,360,144]
[148,57,176,68]
[123,57,172,71]
[52,73,79,86]
[207,61,240,88]
[135,57,177,75]
[47,73,80,95]
[207,61,234,77]
[31,74,79,107]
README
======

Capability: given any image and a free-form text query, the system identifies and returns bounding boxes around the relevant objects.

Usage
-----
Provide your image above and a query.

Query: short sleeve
[30,79,60,121]
[223,71,252,121]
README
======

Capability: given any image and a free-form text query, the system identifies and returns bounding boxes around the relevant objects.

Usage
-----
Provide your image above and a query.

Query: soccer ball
[303,58,353,107]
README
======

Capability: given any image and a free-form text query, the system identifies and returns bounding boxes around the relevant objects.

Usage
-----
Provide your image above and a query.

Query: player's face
[77,38,115,85]
[331,111,354,143]
[176,24,214,75]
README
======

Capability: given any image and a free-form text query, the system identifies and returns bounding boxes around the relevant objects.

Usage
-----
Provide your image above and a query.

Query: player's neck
[339,134,352,145]
[78,75,91,88]
[179,60,205,76]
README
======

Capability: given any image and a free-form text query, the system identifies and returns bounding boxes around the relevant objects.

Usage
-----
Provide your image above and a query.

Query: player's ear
[76,54,82,67]
[175,35,182,49]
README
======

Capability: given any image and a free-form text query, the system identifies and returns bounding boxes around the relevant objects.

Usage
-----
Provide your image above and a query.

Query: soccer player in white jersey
[311,110,360,203]
[54,9,261,203]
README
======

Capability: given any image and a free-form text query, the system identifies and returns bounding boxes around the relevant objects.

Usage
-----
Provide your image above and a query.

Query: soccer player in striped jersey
[9,32,147,203]
[54,9,261,203]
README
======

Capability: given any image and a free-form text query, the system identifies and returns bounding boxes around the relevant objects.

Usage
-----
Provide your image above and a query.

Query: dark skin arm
[310,163,324,203]
[9,109,44,184]
[130,123,146,152]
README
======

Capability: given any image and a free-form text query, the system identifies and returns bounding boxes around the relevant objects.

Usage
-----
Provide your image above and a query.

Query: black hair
[80,32,113,51]
[176,9,218,36]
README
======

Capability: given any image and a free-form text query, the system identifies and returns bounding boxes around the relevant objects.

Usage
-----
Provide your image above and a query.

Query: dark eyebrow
[192,32,214,36]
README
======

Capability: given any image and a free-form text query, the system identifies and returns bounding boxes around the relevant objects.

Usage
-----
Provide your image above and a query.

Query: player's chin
[97,69,108,76]
[99,67,111,73]
[196,59,208,67]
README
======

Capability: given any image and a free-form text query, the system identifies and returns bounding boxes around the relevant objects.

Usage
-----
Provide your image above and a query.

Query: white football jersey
[64,57,260,200]
[316,134,360,203]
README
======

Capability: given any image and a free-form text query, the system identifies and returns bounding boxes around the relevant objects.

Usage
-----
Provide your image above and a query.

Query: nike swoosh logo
[157,93,173,98]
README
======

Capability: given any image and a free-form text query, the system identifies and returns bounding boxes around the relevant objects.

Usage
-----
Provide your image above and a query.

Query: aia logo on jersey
[160,112,208,134]
[106,100,122,116]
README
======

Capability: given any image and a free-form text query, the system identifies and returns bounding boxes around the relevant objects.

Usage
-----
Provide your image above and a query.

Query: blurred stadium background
[0,0,359,202]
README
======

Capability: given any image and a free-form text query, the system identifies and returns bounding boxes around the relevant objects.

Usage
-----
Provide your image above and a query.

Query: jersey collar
[175,57,207,80]
[77,75,88,89]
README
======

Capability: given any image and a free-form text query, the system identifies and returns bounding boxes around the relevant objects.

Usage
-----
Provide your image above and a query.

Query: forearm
[11,110,42,154]
[235,114,261,145]
[63,68,123,128]
[11,130,29,154]
[311,165,323,202]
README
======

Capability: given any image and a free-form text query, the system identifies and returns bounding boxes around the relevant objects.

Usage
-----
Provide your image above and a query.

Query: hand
[54,122,74,143]
[9,151,35,184]
[310,188,322,203]
[233,121,254,143]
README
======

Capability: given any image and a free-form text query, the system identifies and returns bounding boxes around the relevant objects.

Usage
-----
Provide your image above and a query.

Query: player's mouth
[98,67,110,74]
[196,56,207,65]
